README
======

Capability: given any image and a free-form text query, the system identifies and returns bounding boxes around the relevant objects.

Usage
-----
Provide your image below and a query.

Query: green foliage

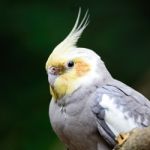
[1,0,150,150]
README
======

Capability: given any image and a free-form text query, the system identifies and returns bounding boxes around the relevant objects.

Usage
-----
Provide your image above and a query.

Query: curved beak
[47,67,62,86]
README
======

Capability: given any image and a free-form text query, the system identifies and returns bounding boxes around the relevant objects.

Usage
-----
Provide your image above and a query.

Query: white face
[46,48,98,83]
[65,47,101,69]
[59,47,108,87]
[46,47,106,99]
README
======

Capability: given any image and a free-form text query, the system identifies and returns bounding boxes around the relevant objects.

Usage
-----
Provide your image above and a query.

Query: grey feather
[108,80,150,125]
[91,80,150,147]
[92,93,116,146]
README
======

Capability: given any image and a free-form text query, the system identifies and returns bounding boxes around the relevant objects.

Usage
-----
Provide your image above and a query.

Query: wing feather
[91,83,150,146]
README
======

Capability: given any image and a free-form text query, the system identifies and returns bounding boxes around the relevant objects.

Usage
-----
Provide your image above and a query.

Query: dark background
[1,0,150,150]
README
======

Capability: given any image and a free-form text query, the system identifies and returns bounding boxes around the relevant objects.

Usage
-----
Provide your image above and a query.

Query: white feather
[53,8,90,53]
[100,94,138,136]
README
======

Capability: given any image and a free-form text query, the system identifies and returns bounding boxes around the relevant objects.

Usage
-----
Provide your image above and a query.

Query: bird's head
[46,9,111,100]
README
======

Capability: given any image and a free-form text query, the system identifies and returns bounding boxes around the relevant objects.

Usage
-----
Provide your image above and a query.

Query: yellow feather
[49,58,90,100]
[50,86,57,100]
[46,9,91,100]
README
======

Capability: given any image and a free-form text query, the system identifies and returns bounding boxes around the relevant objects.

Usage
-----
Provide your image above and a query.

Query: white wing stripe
[99,94,138,136]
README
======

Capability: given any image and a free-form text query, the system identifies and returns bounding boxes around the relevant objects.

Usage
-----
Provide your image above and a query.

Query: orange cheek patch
[75,60,90,76]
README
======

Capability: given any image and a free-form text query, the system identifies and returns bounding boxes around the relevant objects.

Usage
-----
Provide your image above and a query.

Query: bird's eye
[67,60,74,68]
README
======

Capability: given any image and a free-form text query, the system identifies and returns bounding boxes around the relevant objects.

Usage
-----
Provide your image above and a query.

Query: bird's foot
[116,132,130,145]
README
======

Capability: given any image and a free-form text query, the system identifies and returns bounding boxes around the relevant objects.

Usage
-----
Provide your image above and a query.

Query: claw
[116,132,130,145]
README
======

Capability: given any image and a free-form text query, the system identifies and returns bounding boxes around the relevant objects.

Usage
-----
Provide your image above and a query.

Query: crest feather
[53,8,89,53]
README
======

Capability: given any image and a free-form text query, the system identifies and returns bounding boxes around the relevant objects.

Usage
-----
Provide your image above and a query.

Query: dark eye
[67,60,74,68]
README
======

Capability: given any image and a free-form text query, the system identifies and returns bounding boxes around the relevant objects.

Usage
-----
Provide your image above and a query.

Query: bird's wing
[91,82,150,146]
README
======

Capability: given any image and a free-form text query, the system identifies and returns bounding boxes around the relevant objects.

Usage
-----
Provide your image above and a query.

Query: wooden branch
[114,127,150,150]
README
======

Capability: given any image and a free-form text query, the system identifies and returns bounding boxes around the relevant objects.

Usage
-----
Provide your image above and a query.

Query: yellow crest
[52,8,89,55]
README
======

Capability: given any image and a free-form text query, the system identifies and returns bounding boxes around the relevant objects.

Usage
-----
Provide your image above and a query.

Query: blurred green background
[1,0,150,150]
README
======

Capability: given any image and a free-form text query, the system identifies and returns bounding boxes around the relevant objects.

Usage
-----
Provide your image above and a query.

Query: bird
[45,9,150,150]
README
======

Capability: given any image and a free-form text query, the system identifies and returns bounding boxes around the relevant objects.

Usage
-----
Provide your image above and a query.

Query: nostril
[48,67,58,75]
[48,66,61,75]
[51,67,56,72]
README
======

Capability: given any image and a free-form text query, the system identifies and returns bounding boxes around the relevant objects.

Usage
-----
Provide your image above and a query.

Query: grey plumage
[49,85,112,150]
[91,81,150,147]
[46,10,150,150]
[49,78,150,150]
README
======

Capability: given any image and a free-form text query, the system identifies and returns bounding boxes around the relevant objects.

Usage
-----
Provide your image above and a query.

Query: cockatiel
[46,9,150,150]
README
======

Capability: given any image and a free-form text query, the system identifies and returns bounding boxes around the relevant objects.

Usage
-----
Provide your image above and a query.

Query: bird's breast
[49,99,99,150]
